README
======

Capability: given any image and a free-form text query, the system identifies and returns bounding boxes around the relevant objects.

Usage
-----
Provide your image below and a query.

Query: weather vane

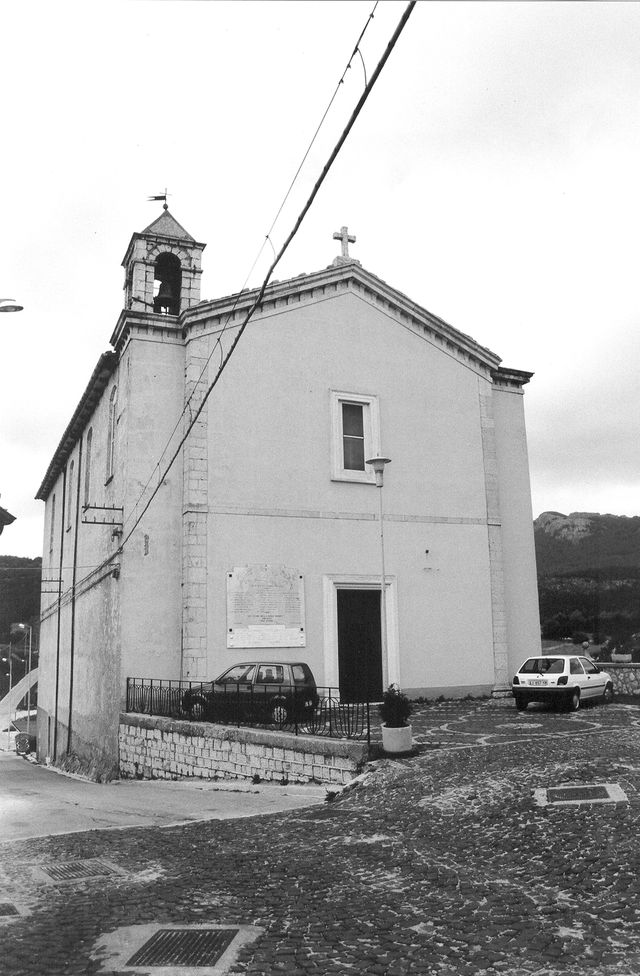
[148,188,170,210]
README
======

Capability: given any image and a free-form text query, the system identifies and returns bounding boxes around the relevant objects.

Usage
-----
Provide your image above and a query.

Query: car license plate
[530,680,546,686]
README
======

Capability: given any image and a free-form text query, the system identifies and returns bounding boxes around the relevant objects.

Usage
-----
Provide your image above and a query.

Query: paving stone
[4,698,640,974]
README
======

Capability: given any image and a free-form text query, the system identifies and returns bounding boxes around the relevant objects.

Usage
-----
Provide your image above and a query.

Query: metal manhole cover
[35,859,127,884]
[93,923,264,974]
[126,928,238,967]
[534,783,629,807]
[549,785,609,802]
[0,904,19,916]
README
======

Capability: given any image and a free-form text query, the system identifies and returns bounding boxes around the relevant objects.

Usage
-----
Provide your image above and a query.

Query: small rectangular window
[342,403,365,471]
[330,391,380,483]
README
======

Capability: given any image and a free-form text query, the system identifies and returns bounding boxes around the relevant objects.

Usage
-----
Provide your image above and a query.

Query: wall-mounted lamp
[0,298,24,313]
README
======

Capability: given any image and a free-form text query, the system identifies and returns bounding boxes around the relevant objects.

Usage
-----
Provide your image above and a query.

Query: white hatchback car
[512,655,614,712]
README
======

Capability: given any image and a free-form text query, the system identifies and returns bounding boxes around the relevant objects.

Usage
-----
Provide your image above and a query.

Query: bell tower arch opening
[153,252,181,315]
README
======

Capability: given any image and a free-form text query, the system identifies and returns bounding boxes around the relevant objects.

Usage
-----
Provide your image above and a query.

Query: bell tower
[121,207,206,316]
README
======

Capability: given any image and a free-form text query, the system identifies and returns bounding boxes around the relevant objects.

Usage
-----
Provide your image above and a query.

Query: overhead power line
[74,0,416,594]
[124,1,381,531]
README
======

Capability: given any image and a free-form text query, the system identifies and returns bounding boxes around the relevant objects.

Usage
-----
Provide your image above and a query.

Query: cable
[121,2,381,533]
[72,0,416,595]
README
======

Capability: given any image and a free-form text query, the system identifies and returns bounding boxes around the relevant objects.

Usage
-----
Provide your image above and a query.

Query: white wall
[119,335,185,684]
[37,360,124,767]
[493,385,541,677]
[193,289,500,696]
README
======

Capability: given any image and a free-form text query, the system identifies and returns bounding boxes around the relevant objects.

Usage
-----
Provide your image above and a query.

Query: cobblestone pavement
[2,697,640,975]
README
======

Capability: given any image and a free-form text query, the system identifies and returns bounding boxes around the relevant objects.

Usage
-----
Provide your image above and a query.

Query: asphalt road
[0,753,325,841]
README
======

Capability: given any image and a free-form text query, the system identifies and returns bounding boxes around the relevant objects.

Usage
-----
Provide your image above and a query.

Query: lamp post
[366,456,391,692]
[2,639,12,751]
[0,298,23,313]
[14,624,33,735]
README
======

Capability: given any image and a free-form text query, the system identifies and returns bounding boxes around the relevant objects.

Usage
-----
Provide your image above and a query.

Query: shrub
[379,684,412,728]
[572,631,590,645]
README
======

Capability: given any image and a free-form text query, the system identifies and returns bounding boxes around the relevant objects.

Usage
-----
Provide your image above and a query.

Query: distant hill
[534,512,640,643]
[534,511,640,575]
[0,556,42,645]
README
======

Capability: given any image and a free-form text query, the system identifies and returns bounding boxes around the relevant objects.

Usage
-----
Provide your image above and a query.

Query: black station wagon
[182,661,319,725]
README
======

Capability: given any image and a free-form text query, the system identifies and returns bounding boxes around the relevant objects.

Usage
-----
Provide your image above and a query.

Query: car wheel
[602,682,614,705]
[515,696,528,711]
[567,688,581,712]
[188,697,208,721]
[271,701,288,724]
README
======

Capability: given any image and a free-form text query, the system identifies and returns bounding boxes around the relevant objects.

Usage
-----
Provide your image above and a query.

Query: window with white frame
[66,459,74,529]
[330,391,380,483]
[84,428,92,507]
[49,493,56,554]
[106,386,117,483]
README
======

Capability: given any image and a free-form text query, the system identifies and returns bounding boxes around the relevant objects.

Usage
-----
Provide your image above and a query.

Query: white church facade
[36,210,540,771]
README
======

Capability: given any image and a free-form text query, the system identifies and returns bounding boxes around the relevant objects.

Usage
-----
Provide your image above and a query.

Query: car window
[256,665,285,683]
[546,659,565,674]
[580,658,600,674]
[570,658,585,675]
[292,665,307,683]
[520,658,564,674]
[219,665,255,682]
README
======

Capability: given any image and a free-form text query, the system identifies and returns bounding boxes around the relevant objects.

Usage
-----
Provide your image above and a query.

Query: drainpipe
[67,437,83,755]
[52,468,67,763]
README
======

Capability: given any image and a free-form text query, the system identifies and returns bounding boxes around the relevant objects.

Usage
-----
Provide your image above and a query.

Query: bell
[155,281,174,310]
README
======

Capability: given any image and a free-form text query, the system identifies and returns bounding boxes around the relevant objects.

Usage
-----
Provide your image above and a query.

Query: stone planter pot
[381,723,413,755]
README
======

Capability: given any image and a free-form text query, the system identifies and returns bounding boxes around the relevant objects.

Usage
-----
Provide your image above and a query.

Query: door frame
[322,574,399,698]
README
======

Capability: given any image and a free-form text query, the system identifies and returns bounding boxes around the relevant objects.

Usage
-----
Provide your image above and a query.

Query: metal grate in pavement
[126,928,238,967]
[534,783,629,807]
[548,785,609,802]
[93,923,264,974]
[35,858,128,884]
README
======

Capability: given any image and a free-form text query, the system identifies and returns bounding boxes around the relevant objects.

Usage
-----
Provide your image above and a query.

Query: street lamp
[366,457,392,692]
[0,298,23,313]
[13,624,33,736]
[1,642,12,751]
[1,638,23,750]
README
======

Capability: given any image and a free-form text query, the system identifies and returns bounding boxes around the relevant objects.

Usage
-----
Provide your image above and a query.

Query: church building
[36,209,540,771]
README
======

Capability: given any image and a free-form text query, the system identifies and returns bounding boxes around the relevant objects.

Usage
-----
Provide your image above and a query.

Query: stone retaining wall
[119,713,370,786]
[606,663,640,697]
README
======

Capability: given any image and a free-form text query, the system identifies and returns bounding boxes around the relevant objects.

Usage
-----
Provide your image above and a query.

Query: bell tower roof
[141,208,195,242]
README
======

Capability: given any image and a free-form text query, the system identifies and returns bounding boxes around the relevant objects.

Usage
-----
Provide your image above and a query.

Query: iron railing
[126,677,371,743]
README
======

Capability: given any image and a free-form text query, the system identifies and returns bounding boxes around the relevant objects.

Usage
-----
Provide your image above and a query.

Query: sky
[1,0,639,559]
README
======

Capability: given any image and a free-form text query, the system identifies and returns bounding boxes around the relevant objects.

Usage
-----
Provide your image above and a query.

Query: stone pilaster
[479,386,510,692]
[181,350,209,680]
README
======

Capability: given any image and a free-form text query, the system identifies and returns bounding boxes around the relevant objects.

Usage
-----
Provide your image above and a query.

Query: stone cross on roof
[331,225,361,267]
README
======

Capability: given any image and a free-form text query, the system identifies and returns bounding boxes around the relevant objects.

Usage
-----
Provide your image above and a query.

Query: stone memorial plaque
[227,565,306,648]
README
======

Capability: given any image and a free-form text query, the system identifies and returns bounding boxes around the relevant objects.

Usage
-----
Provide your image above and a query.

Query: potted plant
[379,684,413,755]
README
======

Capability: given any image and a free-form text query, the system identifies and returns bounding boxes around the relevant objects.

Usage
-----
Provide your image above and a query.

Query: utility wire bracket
[82,504,124,527]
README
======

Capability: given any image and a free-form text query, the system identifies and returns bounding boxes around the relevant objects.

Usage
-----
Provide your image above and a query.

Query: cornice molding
[181,263,503,374]
[491,366,534,392]
[36,352,118,500]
